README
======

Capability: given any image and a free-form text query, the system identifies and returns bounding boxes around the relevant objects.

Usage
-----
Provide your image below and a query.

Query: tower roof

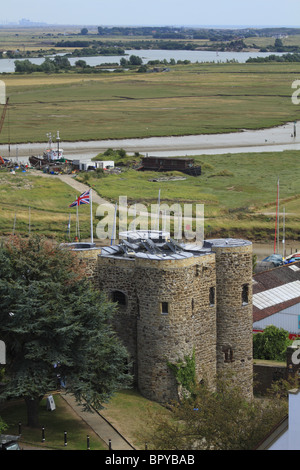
[100,231,251,261]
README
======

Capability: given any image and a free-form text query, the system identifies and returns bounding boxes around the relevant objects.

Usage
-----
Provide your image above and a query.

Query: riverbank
[1,120,299,163]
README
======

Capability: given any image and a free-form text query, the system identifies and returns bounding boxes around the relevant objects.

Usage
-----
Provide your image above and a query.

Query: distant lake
[0,49,284,73]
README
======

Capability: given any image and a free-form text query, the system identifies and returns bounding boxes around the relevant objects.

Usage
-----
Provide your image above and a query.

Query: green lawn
[0,170,93,239]
[1,61,300,144]
[87,149,300,241]
[1,146,300,242]
[0,394,106,450]
[0,389,169,450]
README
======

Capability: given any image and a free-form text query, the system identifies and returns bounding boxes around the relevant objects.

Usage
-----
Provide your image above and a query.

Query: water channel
[0,49,284,73]
[1,120,298,162]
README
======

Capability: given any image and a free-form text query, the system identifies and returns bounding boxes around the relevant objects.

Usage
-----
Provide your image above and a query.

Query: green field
[1,145,299,243]
[0,394,107,450]
[85,149,300,241]
[1,61,300,144]
[0,171,93,239]
[0,43,299,242]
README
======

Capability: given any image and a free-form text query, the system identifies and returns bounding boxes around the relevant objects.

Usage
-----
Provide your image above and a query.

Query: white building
[257,388,300,450]
[253,261,300,338]
[72,160,115,171]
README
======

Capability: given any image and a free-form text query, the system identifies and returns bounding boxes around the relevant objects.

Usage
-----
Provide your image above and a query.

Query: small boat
[29,132,72,171]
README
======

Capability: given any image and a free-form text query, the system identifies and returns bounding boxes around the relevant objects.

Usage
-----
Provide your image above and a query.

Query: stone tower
[95,231,253,403]
[211,239,253,399]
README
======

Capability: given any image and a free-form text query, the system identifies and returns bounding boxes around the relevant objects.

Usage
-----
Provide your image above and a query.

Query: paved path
[61,394,136,450]
[56,174,109,206]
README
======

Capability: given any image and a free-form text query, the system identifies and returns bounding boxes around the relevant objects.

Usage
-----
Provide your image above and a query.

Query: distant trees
[274,38,284,50]
[247,53,300,63]
[15,56,71,73]
[75,59,87,69]
[120,55,143,67]
[81,28,88,35]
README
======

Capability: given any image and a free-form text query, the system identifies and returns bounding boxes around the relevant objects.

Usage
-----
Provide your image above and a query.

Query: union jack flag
[69,190,90,207]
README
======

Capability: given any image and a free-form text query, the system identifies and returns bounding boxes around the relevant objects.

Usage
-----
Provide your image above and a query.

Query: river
[1,120,299,163]
[0,49,284,73]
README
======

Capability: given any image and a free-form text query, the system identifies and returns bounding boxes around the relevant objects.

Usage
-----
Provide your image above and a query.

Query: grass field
[0,170,93,239]
[2,146,299,243]
[0,389,169,450]
[0,394,107,450]
[85,149,300,241]
[1,61,300,144]
[0,48,299,242]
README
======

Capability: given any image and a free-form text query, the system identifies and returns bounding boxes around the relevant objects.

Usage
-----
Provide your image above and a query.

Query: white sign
[46,395,56,411]
[0,340,5,364]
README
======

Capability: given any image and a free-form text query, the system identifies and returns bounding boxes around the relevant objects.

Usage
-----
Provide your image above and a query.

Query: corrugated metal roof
[289,265,300,272]
[253,280,300,310]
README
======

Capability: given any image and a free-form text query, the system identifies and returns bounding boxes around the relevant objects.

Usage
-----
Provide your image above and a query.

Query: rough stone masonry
[90,231,254,403]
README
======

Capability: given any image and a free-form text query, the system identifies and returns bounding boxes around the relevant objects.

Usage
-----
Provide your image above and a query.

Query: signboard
[0,340,5,365]
[46,395,56,411]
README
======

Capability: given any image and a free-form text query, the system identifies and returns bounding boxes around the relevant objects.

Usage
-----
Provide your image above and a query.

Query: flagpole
[157,189,161,231]
[76,203,80,241]
[90,189,93,243]
[67,213,71,239]
[274,178,279,254]
[111,203,117,246]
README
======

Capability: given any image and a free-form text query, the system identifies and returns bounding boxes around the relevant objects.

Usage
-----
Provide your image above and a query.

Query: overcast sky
[1,0,300,27]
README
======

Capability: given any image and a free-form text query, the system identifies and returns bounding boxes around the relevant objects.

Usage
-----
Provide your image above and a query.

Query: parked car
[0,435,21,450]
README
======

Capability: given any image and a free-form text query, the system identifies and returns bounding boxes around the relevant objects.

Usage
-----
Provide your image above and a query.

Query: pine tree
[0,236,131,427]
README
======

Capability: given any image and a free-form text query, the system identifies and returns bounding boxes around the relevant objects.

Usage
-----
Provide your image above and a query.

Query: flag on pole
[68,189,93,243]
[69,190,90,207]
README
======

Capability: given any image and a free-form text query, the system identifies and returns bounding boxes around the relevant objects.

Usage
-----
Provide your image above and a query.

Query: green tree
[75,59,87,69]
[0,236,131,428]
[0,414,7,434]
[40,57,56,74]
[142,372,288,450]
[14,59,37,73]
[253,325,292,361]
[53,55,71,70]
[129,55,143,66]
[275,38,284,50]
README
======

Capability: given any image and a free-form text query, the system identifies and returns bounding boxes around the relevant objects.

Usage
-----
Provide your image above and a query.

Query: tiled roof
[253,261,300,322]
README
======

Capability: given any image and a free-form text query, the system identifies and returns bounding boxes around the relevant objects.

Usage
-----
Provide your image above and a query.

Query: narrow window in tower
[161,302,169,315]
[224,348,234,363]
[112,290,127,306]
[242,284,249,305]
[209,287,215,306]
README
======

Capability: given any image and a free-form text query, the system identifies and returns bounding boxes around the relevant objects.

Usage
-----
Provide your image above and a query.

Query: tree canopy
[0,236,131,427]
[142,372,288,450]
[253,325,293,361]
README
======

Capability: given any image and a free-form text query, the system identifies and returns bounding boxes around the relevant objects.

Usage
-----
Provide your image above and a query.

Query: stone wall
[96,254,217,402]
[95,237,254,404]
[212,241,253,399]
[134,255,217,402]
[96,257,138,368]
